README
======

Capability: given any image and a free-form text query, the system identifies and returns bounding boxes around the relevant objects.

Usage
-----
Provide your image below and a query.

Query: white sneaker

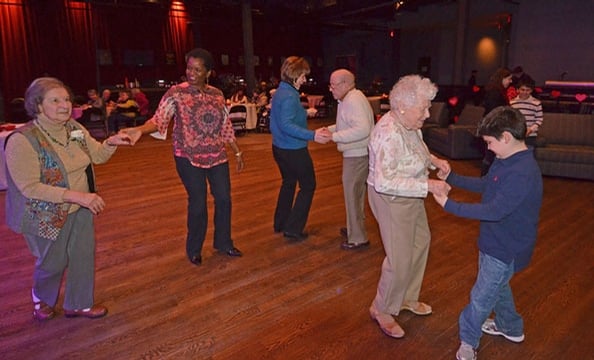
[456,342,477,360]
[481,318,525,343]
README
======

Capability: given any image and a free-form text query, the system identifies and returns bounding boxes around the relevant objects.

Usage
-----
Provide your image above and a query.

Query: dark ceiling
[207,0,454,21]
[77,0,455,23]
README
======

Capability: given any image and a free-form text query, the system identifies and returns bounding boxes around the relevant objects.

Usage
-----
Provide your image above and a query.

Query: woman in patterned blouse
[367,75,451,338]
[124,48,244,266]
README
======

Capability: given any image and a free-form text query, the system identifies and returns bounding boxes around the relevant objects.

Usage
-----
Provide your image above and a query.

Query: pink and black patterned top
[149,82,236,168]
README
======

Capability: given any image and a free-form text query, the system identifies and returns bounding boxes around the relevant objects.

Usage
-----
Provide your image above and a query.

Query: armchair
[424,104,485,159]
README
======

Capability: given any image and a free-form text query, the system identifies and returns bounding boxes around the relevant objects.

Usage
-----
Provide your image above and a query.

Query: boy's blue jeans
[459,251,524,349]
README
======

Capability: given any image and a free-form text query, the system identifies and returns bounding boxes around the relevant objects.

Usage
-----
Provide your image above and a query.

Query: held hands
[428,179,451,197]
[428,179,450,208]
[432,157,451,180]
[430,156,452,206]
[118,127,143,145]
[106,132,133,146]
[314,127,332,144]
[432,192,448,207]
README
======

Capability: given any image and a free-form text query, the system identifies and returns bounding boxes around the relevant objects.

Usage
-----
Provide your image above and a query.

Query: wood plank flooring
[1,118,593,360]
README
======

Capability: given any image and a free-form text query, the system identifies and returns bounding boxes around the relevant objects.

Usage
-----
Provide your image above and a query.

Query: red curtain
[0,0,193,120]
[162,0,194,78]
[0,0,97,116]
[0,0,39,105]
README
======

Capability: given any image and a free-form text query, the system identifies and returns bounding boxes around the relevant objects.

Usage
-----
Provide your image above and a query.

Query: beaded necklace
[35,119,70,147]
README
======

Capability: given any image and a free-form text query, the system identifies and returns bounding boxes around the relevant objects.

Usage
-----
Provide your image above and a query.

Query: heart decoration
[575,93,587,103]
[507,87,517,100]
[534,87,543,93]
[550,90,561,99]
[448,96,459,107]
[472,85,480,93]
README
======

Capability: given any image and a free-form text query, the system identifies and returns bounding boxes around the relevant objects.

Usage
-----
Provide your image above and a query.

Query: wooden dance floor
[1,118,592,359]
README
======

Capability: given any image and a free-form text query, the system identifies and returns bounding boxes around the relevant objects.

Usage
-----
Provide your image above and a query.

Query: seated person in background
[230,87,248,105]
[71,95,86,120]
[80,89,106,123]
[510,77,543,148]
[107,90,139,134]
[101,88,115,104]
[253,81,269,107]
[9,97,30,123]
[252,81,270,120]
[130,88,150,123]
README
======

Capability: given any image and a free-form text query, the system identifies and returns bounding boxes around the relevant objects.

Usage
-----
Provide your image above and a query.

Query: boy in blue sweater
[432,106,543,360]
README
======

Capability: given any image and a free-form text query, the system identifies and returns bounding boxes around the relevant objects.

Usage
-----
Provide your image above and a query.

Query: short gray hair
[24,77,70,117]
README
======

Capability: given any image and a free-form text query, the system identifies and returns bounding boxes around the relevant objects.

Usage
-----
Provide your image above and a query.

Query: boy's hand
[432,192,448,207]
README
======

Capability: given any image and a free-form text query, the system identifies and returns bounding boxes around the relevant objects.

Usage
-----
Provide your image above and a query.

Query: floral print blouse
[367,111,434,198]
[150,83,236,168]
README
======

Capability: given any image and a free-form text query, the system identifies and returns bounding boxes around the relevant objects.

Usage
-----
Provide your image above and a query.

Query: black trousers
[272,145,316,234]
[174,157,233,258]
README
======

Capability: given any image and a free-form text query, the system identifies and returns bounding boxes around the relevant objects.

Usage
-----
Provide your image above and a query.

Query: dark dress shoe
[33,301,55,321]
[225,247,243,257]
[190,255,202,265]
[339,227,348,238]
[283,231,309,241]
[341,240,370,250]
[64,305,107,319]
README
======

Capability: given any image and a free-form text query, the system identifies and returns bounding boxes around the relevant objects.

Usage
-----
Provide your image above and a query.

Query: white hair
[389,74,437,111]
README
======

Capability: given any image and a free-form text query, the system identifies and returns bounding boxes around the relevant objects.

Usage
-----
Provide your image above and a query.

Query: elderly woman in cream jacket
[366,74,451,338]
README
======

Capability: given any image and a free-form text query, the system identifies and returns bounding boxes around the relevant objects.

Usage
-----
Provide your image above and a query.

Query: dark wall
[321,0,593,90]
[198,9,324,88]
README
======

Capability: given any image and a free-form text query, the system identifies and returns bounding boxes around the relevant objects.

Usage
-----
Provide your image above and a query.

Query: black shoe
[340,240,370,250]
[283,231,309,241]
[225,247,243,257]
[339,227,348,238]
[190,255,202,265]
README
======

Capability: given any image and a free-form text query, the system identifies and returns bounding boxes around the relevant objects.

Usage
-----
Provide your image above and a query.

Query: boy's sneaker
[456,342,477,360]
[481,318,525,343]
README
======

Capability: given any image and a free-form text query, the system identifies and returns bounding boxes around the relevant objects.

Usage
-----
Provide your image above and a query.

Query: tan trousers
[342,156,369,244]
[368,185,431,315]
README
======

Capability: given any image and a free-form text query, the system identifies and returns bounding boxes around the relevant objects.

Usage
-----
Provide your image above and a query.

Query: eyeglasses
[328,81,343,89]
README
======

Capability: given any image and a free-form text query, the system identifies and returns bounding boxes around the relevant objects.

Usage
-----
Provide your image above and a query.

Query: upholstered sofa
[424,104,485,159]
[534,112,594,180]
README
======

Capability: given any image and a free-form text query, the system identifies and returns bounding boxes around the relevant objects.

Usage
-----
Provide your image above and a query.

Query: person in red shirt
[130,88,149,117]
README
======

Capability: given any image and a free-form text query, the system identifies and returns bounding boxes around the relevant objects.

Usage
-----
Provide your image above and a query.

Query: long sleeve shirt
[510,95,543,136]
[328,88,374,158]
[269,81,314,149]
[149,82,236,168]
[444,149,543,271]
[367,111,433,198]
[5,116,116,213]
[113,99,139,118]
